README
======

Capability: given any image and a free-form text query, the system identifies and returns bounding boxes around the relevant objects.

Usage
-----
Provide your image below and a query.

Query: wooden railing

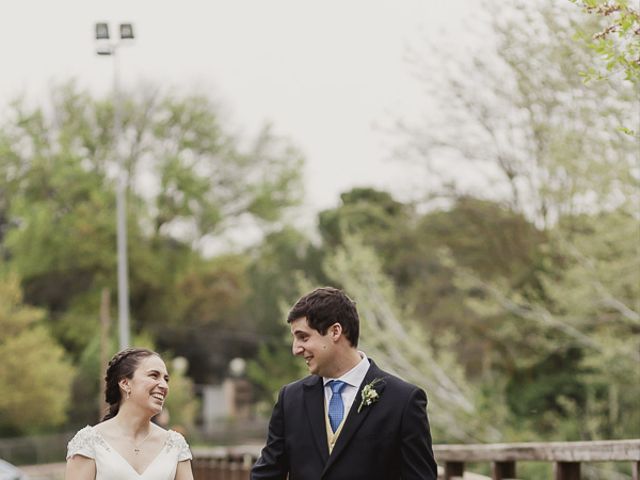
[435,440,640,480]
[192,445,259,480]
[191,440,640,480]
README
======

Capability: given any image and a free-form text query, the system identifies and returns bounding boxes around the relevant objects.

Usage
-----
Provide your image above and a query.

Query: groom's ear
[329,322,342,342]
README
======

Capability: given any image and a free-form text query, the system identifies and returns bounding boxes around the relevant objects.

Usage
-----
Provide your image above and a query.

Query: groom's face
[290,316,336,377]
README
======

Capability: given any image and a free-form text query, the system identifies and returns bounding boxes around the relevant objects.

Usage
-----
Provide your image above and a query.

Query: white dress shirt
[323,351,370,418]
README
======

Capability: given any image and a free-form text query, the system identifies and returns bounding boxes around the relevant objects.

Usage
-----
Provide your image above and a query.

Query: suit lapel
[321,361,387,476]
[303,375,330,464]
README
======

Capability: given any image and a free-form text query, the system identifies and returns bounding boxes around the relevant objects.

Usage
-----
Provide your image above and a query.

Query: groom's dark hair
[288,286,359,347]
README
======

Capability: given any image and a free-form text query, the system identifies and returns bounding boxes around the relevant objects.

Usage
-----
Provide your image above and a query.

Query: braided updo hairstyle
[102,347,158,422]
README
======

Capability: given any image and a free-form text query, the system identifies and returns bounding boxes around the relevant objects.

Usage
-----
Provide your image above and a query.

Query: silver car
[0,460,28,480]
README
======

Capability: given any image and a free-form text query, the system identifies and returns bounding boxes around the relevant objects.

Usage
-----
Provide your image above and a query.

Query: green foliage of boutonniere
[357,378,384,413]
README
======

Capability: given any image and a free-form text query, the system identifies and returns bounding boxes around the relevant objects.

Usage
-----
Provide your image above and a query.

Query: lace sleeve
[66,426,96,460]
[168,430,193,461]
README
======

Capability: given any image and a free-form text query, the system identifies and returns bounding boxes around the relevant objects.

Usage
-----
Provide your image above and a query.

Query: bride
[65,347,194,480]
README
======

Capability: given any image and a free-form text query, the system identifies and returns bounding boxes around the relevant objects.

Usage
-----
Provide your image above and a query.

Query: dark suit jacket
[251,359,438,480]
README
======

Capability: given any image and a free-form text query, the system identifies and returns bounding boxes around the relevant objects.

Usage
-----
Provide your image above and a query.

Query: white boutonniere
[357,378,384,413]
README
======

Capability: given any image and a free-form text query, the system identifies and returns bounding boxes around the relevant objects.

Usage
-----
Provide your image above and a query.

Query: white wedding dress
[67,425,192,480]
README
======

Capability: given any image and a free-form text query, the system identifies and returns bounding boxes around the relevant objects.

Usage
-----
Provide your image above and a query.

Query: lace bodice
[67,425,192,479]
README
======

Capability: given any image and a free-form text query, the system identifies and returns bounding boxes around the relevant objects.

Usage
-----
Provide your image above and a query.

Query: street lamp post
[95,22,135,349]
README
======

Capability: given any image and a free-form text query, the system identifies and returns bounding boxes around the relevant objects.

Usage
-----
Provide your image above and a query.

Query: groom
[251,287,437,480]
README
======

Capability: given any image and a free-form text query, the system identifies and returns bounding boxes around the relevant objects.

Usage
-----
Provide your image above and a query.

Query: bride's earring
[126,388,131,399]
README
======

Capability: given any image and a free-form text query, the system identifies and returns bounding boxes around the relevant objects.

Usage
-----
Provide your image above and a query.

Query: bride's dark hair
[101,347,158,422]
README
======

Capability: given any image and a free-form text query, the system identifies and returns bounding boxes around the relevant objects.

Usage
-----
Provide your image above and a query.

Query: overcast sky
[1,0,479,224]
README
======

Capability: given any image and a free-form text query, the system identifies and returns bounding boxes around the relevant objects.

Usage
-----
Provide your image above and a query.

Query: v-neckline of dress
[95,429,170,476]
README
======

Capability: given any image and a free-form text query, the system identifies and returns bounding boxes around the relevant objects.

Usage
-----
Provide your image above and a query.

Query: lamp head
[120,23,134,40]
[95,22,109,40]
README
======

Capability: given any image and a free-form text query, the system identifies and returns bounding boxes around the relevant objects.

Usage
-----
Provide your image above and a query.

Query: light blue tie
[327,380,347,432]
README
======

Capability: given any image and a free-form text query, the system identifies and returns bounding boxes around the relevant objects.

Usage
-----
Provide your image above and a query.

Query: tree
[570,0,640,83]
[246,225,326,337]
[542,210,639,439]
[398,0,637,228]
[246,339,307,412]
[318,188,410,247]
[244,226,325,405]
[0,82,303,353]
[392,0,639,445]
[322,236,499,442]
[155,253,257,384]
[0,272,74,434]
[317,190,549,380]
[452,207,640,440]
[0,81,304,430]
[317,188,425,292]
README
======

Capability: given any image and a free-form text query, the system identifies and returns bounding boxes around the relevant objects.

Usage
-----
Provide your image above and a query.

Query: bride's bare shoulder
[152,422,169,434]
[92,419,115,436]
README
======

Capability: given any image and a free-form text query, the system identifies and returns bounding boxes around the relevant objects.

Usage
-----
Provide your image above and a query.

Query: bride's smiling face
[122,355,170,415]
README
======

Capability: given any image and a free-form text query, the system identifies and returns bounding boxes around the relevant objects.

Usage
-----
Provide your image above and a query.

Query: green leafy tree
[393,0,638,445]
[155,254,257,384]
[246,225,326,337]
[0,82,303,353]
[317,190,549,381]
[409,199,549,381]
[246,339,307,413]
[319,188,410,248]
[452,209,640,441]
[317,188,437,300]
[244,229,324,405]
[0,81,303,430]
[570,0,640,83]
[0,273,74,434]
[322,236,498,442]
[399,0,637,228]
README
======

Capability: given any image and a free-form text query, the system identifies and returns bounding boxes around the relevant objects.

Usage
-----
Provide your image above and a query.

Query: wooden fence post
[444,461,464,480]
[555,461,580,480]
[492,461,516,480]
